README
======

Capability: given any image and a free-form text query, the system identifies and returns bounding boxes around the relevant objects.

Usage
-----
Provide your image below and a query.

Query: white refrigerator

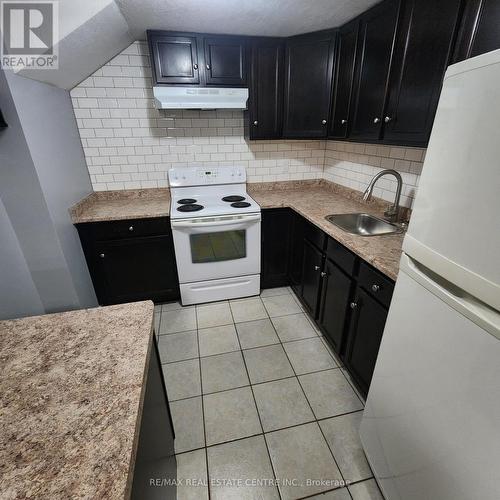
[359,49,500,500]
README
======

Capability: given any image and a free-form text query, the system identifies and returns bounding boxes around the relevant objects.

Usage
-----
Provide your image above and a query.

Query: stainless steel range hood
[153,86,249,110]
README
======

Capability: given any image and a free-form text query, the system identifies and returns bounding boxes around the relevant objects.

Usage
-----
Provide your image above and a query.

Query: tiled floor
[154,287,383,500]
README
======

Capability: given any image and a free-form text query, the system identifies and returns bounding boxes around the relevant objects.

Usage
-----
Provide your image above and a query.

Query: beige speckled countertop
[70,188,170,224]
[70,180,405,280]
[249,181,405,281]
[0,301,154,500]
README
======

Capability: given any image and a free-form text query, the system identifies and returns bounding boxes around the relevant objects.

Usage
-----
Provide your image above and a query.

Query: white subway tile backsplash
[71,41,425,204]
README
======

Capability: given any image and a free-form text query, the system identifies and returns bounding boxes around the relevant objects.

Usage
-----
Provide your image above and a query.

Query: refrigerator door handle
[401,254,500,340]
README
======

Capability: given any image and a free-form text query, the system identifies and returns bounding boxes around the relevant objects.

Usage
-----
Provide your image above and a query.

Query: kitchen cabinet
[245,38,284,139]
[344,287,389,396]
[203,36,247,86]
[147,31,247,87]
[77,217,179,305]
[131,337,176,499]
[288,210,306,292]
[148,32,201,85]
[382,0,462,145]
[329,20,359,139]
[282,31,335,138]
[261,208,394,396]
[261,208,291,288]
[453,0,500,61]
[317,258,354,352]
[349,0,401,141]
[300,239,325,317]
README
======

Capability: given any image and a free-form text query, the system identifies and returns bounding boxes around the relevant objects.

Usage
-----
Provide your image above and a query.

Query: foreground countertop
[70,180,404,280]
[0,301,155,500]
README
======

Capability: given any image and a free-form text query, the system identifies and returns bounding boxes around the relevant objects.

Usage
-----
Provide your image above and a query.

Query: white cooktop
[168,167,260,219]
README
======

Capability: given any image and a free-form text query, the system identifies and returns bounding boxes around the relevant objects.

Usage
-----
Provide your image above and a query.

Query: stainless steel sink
[325,213,402,236]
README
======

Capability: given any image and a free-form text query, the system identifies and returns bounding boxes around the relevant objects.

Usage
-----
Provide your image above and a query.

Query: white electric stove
[168,166,261,305]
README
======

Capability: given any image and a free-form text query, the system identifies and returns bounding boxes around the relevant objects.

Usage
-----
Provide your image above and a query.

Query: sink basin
[325,213,402,236]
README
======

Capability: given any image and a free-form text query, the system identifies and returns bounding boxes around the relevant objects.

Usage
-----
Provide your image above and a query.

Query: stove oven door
[171,213,261,284]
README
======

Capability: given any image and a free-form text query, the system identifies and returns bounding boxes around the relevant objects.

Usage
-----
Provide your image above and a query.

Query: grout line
[193,304,211,500]
[227,298,283,500]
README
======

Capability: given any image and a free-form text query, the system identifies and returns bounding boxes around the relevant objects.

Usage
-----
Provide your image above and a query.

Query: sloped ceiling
[15,0,379,90]
[116,0,380,38]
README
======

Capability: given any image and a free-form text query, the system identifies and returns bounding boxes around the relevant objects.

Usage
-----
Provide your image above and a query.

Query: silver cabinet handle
[341,119,347,124]
[253,120,258,126]
[350,302,358,309]
[321,119,327,125]
[384,116,392,123]
[129,225,134,231]
[314,265,320,271]
[372,284,380,292]
[320,271,327,278]
[373,117,380,124]
[99,253,105,258]
[206,64,210,70]
[193,63,198,70]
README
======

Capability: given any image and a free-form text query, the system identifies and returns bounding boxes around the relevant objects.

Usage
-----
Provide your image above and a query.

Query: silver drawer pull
[320,271,327,278]
[314,265,320,271]
[350,302,358,309]
[341,119,347,124]
[373,117,380,124]
[372,284,380,292]
[99,253,105,258]
[129,226,134,231]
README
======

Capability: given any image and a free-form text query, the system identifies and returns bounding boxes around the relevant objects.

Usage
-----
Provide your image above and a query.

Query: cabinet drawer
[80,217,171,241]
[326,237,357,276]
[304,220,327,250]
[358,262,394,308]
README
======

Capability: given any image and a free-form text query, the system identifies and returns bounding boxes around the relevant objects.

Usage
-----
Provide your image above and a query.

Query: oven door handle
[171,214,261,228]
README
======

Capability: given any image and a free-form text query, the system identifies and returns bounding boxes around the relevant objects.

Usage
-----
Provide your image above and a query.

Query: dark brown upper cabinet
[147,31,247,87]
[203,36,247,86]
[329,20,359,139]
[382,0,462,146]
[148,33,201,85]
[246,38,284,140]
[283,31,335,138]
[453,0,500,62]
[349,0,401,142]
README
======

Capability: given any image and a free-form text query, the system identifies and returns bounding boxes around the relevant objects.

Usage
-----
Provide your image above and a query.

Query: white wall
[0,69,97,319]
[70,41,426,208]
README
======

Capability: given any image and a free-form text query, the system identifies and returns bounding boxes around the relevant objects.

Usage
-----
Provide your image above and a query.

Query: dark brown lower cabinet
[261,208,291,288]
[261,208,394,397]
[300,240,324,318]
[317,259,354,353]
[76,217,179,305]
[344,287,389,395]
[288,210,306,292]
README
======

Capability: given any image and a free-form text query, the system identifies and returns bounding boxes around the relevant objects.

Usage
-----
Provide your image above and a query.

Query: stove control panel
[169,166,246,187]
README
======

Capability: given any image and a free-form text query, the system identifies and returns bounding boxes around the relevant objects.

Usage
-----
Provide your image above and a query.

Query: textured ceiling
[117,0,380,38]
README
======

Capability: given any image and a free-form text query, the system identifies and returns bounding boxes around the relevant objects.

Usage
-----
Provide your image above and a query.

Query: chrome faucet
[362,169,403,222]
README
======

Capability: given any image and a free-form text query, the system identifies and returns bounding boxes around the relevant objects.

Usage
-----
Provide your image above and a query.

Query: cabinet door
[383,0,461,146]
[350,0,400,141]
[318,259,353,353]
[148,32,200,85]
[261,208,291,288]
[300,240,324,318]
[453,0,500,61]
[344,287,388,396]
[247,39,284,139]
[203,36,247,86]
[94,235,179,305]
[283,33,335,138]
[330,20,359,138]
[288,211,305,293]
